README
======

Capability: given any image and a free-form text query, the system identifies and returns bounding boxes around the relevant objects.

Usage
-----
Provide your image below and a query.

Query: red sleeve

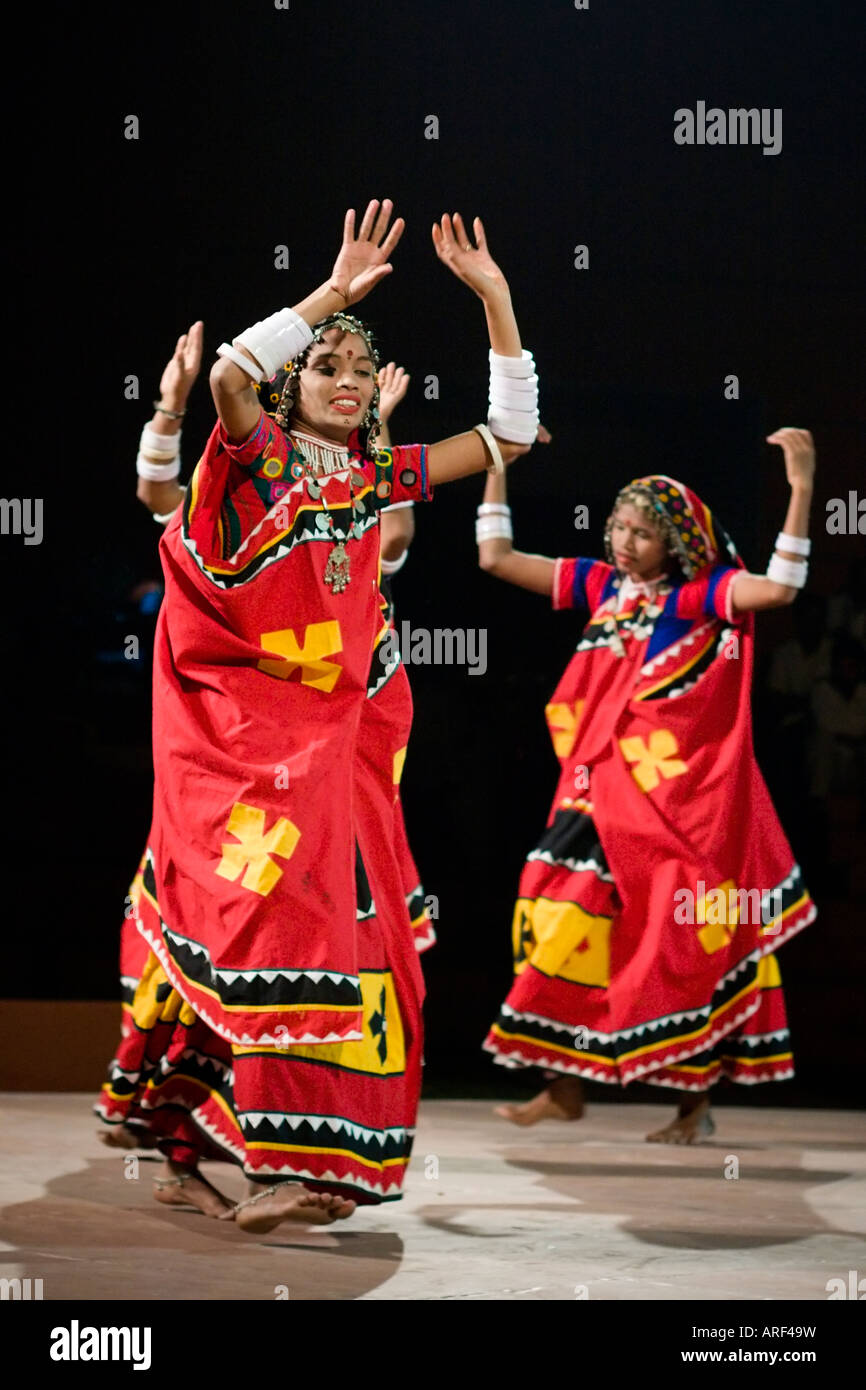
[370,444,432,508]
[674,565,744,624]
[553,558,578,610]
[217,411,289,472]
[185,414,287,564]
[552,557,615,613]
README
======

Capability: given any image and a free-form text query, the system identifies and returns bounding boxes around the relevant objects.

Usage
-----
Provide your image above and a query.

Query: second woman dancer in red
[478,430,817,1141]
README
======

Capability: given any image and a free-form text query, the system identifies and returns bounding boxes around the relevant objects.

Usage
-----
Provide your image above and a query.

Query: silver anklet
[232,1184,278,1214]
[153,1171,192,1191]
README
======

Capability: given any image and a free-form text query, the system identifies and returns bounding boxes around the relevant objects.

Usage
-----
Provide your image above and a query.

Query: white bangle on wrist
[489,377,539,404]
[474,423,505,475]
[489,348,535,378]
[487,410,538,444]
[216,342,265,383]
[477,503,511,517]
[234,307,314,381]
[140,423,181,458]
[767,553,808,588]
[775,531,811,557]
[476,522,513,544]
[137,453,181,481]
[487,347,538,444]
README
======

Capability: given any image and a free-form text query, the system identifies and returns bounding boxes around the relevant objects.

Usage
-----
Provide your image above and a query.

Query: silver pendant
[324,542,350,593]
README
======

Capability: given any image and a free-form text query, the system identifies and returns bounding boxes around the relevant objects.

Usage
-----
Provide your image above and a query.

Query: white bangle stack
[775,531,811,557]
[218,306,314,383]
[475,502,513,544]
[137,424,181,480]
[487,348,539,446]
[768,531,810,587]
[768,554,809,588]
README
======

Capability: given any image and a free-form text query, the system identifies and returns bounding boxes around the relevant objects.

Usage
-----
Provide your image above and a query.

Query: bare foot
[494,1075,585,1127]
[152,1161,236,1217]
[226,1184,357,1234]
[646,1096,715,1145]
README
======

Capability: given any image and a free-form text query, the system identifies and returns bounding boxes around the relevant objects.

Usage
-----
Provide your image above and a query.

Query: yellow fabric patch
[235,970,405,1075]
[132,952,197,1030]
[696,878,739,953]
[619,728,689,793]
[756,952,782,987]
[513,896,612,986]
[393,746,407,786]
[545,699,585,759]
[216,801,301,897]
[258,620,343,692]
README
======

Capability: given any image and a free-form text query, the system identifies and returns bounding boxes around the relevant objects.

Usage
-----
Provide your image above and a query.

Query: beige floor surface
[1,1095,864,1301]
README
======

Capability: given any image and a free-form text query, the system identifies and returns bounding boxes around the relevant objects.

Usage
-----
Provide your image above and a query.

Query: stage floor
[1,1095,864,1301]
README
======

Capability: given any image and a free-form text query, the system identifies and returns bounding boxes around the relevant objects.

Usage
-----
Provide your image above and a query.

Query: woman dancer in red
[98,337,433,1178]
[478,429,817,1142]
[97,201,540,1231]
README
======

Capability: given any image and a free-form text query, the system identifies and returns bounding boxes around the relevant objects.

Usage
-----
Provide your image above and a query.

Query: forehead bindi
[312,331,371,366]
[615,505,656,531]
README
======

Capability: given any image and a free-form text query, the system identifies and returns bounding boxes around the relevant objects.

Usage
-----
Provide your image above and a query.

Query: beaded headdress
[603,474,740,580]
[254,312,382,460]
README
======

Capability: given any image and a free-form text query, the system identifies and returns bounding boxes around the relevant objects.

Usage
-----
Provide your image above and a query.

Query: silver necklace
[290,431,367,595]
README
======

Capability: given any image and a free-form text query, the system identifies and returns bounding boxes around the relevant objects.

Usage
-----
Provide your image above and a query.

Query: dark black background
[5,0,864,1103]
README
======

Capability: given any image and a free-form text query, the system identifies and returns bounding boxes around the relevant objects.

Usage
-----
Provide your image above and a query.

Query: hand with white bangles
[209,199,541,484]
[761,426,816,594]
[136,320,205,520]
[432,213,540,472]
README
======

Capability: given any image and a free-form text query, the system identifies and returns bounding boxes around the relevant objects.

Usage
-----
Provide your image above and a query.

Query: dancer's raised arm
[728,428,816,613]
[476,428,556,594]
[135,321,203,519]
[210,200,405,442]
[426,215,538,485]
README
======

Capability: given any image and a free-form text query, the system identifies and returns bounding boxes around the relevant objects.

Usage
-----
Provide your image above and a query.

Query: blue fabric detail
[645,612,694,661]
[419,444,429,499]
[572,557,601,610]
[600,569,618,604]
[704,564,732,617]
